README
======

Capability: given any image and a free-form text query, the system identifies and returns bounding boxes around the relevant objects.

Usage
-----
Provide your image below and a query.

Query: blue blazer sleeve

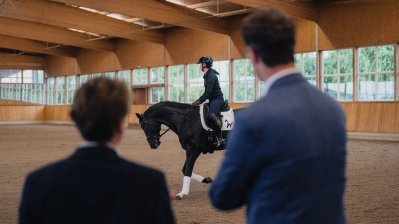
[19,175,35,224]
[209,115,265,210]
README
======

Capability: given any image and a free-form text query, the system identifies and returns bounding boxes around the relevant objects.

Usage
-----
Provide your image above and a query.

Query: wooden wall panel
[115,39,165,68]
[127,104,151,124]
[295,19,316,53]
[0,53,46,70]
[341,102,399,133]
[44,105,71,121]
[165,28,229,65]
[317,0,399,50]
[0,99,37,105]
[341,103,358,131]
[378,103,398,133]
[76,49,121,74]
[0,105,45,120]
[46,56,79,76]
[230,16,245,59]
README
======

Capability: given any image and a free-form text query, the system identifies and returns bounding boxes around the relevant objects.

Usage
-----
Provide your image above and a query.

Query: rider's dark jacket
[198,68,223,103]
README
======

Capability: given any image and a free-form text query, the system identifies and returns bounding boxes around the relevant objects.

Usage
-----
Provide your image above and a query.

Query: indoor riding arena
[0,0,399,224]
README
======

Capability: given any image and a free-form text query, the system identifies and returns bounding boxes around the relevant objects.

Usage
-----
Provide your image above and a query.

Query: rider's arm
[209,114,264,210]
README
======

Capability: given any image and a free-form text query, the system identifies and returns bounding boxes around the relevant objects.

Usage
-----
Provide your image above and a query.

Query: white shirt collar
[79,140,116,150]
[261,68,298,98]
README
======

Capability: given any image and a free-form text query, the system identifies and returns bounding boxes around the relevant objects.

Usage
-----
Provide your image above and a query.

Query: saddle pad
[199,101,234,131]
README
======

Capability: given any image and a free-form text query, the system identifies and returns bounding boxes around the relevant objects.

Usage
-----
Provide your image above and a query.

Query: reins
[160,128,171,138]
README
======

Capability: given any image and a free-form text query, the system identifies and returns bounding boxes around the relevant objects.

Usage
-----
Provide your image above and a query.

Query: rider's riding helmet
[197,56,213,68]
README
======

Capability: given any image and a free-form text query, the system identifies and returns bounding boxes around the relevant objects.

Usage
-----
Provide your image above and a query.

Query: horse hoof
[202,177,213,184]
[175,195,183,200]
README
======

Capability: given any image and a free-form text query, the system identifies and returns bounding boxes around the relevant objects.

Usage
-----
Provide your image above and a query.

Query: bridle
[140,118,170,148]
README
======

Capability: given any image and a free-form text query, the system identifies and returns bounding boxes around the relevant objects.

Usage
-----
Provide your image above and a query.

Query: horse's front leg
[176,150,201,200]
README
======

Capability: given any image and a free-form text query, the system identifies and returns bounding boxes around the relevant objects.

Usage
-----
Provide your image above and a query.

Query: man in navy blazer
[209,8,347,224]
[19,78,175,224]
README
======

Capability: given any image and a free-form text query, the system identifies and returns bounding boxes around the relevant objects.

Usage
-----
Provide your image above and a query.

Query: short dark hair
[70,77,129,143]
[241,8,296,67]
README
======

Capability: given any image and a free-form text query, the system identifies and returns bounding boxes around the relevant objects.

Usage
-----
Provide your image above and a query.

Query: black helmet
[197,56,213,68]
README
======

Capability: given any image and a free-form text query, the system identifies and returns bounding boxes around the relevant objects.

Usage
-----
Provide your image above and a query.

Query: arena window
[104,71,115,79]
[66,76,77,104]
[213,60,230,101]
[233,59,255,102]
[168,65,185,102]
[322,49,354,101]
[295,52,317,86]
[358,45,394,101]
[117,70,131,86]
[47,77,55,105]
[187,63,203,103]
[55,76,65,105]
[149,67,165,104]
[133,68,148,85]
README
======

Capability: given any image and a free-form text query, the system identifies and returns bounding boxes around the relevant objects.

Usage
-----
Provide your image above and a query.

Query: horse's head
[136,113,162,149]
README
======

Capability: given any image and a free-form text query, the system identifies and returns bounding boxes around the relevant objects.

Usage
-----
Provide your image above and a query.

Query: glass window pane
[338,75,353,101]
[66,76,76,104]
[80,74,90,86]
[213,60,230,99]
[324,76,338,99]
[187,63,203,102]
[233,59,255,102]
[339,49,353,74]
[104,71,115,79]
[91,73,102,78]
[0,70,22,83]
[151,87,165,103]
[168,65,184,102]
[55,77,65,105]
[359,47,376,73]
[47,77,55,105]
[150,67,165,84]
[377,45,394,72]
[133,68,148,85]
[358,74,376,100]
[295,52,316,86]
[323,51,338,75]
[117,70,131,86]
[303,52,316,77]
[22,70,44,83]
[376,73,394,100]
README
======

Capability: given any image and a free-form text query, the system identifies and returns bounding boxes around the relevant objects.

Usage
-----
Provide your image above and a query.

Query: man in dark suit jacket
[19,77,175,224]
[209,8,347,224]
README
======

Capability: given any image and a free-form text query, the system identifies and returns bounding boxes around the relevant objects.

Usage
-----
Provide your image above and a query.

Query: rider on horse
[192,56,224,147]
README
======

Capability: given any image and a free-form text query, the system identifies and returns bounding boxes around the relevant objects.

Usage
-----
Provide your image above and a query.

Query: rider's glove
[192,100,201,106]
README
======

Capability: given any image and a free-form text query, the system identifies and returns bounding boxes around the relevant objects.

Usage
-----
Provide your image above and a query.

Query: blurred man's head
[241,8,296,80]
[70,77,130,144]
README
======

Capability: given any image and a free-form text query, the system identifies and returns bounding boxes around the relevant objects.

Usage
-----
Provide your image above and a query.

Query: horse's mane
[144,101,193,117]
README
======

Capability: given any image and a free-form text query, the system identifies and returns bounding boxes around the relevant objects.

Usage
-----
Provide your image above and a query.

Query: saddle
[199,100,234,131]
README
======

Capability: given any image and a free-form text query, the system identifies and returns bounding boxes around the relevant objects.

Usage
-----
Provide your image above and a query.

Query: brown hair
[241,8,296,67]
[70,77,130,143]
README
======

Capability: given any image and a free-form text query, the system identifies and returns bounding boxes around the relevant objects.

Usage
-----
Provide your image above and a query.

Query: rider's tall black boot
[208,113,223,147]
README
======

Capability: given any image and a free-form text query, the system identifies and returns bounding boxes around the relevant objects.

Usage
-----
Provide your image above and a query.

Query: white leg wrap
[191,173,204,183]
[176,176,191,198]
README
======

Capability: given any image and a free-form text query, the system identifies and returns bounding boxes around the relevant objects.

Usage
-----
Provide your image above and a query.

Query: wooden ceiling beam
[51,0,231,35]
[225,0,318,21]
[0,0,164,44]
[0,17,115,51]
[0,35,76,58]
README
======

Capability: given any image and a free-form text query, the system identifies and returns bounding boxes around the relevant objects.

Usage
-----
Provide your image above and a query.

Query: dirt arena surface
[0,124,398,224]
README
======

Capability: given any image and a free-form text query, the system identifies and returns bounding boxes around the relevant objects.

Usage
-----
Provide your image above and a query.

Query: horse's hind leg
[191,173,213,184]
[176,150,201,200]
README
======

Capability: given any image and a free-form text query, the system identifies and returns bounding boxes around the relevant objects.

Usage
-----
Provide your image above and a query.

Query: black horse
[136,101,236,199]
